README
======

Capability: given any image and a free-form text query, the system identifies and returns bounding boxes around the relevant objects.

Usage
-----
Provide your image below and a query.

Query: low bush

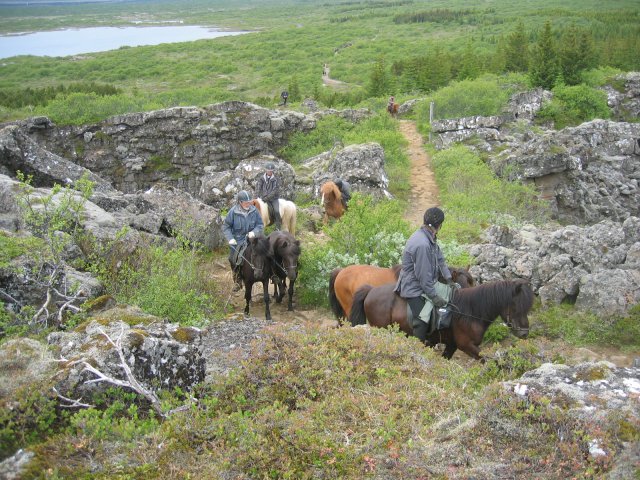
[536,83,611,129]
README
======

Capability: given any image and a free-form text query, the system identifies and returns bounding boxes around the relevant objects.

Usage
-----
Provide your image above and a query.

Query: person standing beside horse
[255,162,282,230]
[223,190,264,291]
[394,207,458,343]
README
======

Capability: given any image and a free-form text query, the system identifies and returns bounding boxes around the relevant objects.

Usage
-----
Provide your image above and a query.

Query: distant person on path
[334,178,351,210]
[223,190,264,290]
[323,63,328,76]
[387,95,398,116]
[394,207,456,343]
[255,162,282,229]
[281,90,289,105]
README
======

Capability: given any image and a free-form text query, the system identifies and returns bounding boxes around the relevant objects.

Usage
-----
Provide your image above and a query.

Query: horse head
[270,231,300,281]
[451,266,475,289]
[501,280,534,338]
[320,181,344,221]
[249,235,271,279]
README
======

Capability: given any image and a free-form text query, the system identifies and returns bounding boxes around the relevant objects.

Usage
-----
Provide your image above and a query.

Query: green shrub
[533,304,640,349]
[0,385,60,460]
[536,84,611,129]
[297,194,412,306]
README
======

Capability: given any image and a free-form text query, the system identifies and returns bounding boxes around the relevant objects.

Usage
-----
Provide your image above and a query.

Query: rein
[447,301,527,334]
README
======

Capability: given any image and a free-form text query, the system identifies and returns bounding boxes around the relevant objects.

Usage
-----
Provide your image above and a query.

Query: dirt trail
[399,120,440,228]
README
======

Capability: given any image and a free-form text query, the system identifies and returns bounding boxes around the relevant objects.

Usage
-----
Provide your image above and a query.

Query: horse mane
[391,264,402,279]
[252,235,271,257]
[321,181,342,201]
[451,280,533,325]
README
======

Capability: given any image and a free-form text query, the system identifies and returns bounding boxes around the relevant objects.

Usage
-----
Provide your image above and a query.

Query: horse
[268,231,301,311]
[387,102,399,117]
[319,181,344,223]
[237,235,274,321]
[349,279,533,361]
[328,264,473,324]
[250,198,297,236]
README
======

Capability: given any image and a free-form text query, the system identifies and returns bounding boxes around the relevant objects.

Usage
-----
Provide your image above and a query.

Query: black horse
[350,279,534,361]
[238,235,274,320]
[268,231,301,311]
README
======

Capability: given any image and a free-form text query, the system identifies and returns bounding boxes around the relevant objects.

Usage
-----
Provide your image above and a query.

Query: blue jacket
[222,204,264,243]
[395,226,451,299]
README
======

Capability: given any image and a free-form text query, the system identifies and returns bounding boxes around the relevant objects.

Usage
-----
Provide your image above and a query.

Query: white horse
[251,198,297,236]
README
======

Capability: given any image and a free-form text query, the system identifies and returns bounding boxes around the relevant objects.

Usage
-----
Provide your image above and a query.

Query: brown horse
[349,279,533,361]
[238,235,274,320]
[268,231,301,311]
[329,264,474,324]
[387,102,399,117]
[320,181,344,223]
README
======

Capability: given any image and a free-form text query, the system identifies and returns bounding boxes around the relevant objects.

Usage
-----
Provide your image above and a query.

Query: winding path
[398,120,440,227]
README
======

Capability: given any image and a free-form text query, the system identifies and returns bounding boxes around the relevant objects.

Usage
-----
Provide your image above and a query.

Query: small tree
[504,21,529,73]
[529,21,560,90]
[16,172,94,328]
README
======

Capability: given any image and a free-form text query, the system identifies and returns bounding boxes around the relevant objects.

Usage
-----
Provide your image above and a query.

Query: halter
[237,245,270,278]
[272,257,297,277]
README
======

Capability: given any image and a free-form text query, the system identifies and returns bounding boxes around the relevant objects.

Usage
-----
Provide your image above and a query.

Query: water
[0,25,248,59]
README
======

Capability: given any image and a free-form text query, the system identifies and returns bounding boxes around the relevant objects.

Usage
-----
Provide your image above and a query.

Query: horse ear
[281,240,288,248]
[465,264,471,271]
[514,282,523,295]
[295,240,300,247]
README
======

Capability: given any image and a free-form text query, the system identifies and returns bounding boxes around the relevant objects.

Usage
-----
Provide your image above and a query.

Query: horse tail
[328,268,344,320]
[350,284,373,327]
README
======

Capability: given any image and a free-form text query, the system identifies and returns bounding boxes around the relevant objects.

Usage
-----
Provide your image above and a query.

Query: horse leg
[457,342,482,361]
[262,279,272,320]
[275,277,285,303]
[244,281,252,316]
[286,278,295,311]
[442,343,457,359]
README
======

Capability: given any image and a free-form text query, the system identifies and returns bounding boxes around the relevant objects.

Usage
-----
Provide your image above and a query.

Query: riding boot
[273,203,282,230]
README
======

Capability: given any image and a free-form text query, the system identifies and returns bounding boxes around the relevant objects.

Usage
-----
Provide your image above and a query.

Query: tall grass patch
[433,145,549,243]
[536,83,611,129]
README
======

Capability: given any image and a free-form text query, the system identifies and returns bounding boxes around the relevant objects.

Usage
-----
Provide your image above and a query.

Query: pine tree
[288,76,301,102]
[457,42,481,80]
[504,21,529,72]
[367,56,391,97]
[529,21,559,90]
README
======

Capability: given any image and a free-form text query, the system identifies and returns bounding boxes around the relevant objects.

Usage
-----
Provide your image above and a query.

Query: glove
[447,278,462,289]
[228,239,237,246]
[247,231,255,239]
[431,295,448,308]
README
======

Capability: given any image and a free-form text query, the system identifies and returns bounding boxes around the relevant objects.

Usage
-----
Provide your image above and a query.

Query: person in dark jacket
[255,162,282,229]
[334,178,351,210]
[395,207,456,343]
[222,190,264,290]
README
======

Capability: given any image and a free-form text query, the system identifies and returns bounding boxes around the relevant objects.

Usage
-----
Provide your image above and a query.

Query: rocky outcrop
[10,102,316,201]
[469,217,640,315]
[431,74,640,226]
[47,308,205,398]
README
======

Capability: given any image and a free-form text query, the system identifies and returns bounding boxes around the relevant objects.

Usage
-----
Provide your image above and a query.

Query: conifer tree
[529,21,559,90]
[559,25,596,85]
[504,21,529,72]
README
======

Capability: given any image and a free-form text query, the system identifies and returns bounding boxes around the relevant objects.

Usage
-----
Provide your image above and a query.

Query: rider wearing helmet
[223,190,264,290]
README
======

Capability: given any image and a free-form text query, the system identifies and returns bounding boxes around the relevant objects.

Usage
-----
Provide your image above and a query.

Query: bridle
[447,301,529,336]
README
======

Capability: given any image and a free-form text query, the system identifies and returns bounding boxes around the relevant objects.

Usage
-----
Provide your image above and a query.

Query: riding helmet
[237,190,251,202]
[265,162,276,171]
[423,207,445,228]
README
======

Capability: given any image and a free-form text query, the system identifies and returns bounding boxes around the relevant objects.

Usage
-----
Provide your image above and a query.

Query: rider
[223,190,264,291]
[388,95,395,112]
[334,177,351,210]
[255,162,282,229]
[394,207,457,343]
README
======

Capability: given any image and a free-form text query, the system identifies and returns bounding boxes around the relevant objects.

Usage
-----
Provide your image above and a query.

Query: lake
[0,25,248,59]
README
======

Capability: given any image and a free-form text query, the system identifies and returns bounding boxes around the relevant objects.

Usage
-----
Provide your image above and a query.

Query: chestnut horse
[387,102,399,117]
[238,235,274,321]
[268,231,301,311]
[329,264,474,324]
[250,198,297,236]
[350,279,534,360]
[320,181,344,223]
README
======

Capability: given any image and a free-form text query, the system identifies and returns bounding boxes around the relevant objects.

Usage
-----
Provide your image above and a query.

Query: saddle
[231,240,249,269]
[406,304,452,336]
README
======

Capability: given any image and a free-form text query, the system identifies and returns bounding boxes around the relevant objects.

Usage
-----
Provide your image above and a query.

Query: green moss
[170,327,200,343]
[617,418,640,442]
[82,295,117,314]
[574,364,610,382]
